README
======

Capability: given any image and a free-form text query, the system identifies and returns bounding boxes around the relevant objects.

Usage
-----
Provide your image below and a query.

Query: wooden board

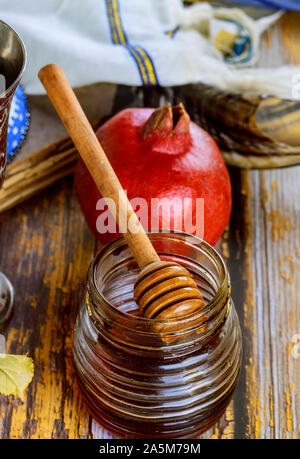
[0,12,299,439]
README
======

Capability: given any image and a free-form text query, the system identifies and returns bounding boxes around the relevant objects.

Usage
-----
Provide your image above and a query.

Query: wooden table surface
[0,12,299,439]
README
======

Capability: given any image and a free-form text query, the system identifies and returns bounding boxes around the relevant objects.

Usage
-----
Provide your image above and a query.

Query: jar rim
[87,230,230,328]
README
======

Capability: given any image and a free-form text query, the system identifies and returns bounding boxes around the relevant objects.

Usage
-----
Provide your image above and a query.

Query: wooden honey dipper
[38,64,204,322]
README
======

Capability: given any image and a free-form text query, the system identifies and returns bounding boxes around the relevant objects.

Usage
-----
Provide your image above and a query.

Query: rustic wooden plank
[245,167,300,439]
[203,13,300,440]
[0,178,96,438]
[236,13,300,439]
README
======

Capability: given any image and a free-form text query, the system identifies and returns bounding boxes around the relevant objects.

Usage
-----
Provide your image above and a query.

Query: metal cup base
[0,272,14,327]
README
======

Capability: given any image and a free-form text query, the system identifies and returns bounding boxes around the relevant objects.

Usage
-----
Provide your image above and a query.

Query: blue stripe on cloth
[105,0,159,86]
[105,0,122,44]
[133,46,160,86]
[126,47,149,85]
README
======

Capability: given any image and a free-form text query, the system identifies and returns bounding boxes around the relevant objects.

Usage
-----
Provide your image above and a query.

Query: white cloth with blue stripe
[0,0,298,99]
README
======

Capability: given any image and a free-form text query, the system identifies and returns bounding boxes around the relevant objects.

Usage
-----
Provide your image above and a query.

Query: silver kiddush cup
[0,19,26,187]
[0,20,26,326]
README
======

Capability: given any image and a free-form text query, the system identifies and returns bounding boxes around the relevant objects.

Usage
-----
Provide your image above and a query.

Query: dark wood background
[0,12,299,439]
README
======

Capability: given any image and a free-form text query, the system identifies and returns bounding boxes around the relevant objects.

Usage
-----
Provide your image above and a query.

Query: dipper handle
[39,64,160,270]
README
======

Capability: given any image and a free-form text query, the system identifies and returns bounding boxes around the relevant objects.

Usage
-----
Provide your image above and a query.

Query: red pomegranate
[74,103,231,246]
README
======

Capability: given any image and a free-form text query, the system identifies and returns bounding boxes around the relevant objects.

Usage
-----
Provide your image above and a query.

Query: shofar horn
[172,83,300,169]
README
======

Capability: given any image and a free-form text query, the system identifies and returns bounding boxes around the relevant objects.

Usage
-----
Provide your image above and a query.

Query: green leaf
[0,354,34,398]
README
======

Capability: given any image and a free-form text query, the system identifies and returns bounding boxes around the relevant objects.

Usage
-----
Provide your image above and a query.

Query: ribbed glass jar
[73,231,242,438]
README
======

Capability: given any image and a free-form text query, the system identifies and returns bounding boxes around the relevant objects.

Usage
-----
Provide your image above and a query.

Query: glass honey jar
[73,231,242,438]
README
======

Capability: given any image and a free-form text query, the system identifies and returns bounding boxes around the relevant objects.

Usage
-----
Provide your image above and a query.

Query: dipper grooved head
[134,261,204,320]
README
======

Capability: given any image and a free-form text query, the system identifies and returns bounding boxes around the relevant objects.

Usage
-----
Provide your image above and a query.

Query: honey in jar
[73,231,242,438]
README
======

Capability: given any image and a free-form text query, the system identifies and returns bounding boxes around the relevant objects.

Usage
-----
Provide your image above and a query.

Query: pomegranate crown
[140,103,191,155]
